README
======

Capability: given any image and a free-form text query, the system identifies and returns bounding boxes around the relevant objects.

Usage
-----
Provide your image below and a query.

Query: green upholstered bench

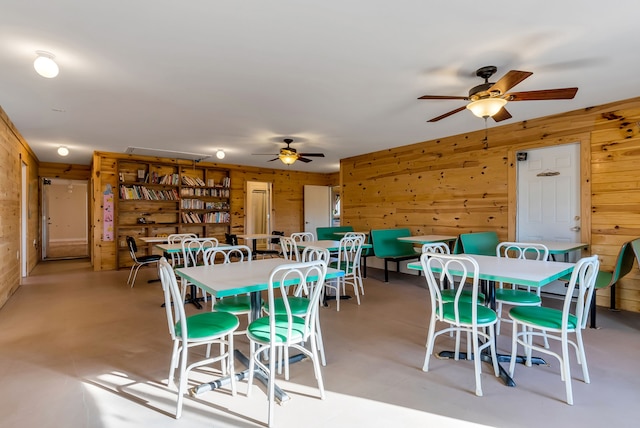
[370,228,420,282]
[316,226,354,240]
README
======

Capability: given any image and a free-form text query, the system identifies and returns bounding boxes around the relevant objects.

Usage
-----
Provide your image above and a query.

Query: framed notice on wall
[103,184,114,241]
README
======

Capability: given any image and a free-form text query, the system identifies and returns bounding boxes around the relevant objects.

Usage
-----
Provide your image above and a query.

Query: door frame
[507,135,591,247]
[245,181,273,236]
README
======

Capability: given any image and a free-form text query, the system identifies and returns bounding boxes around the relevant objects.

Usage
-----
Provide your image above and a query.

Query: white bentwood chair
[158,258,239,419]
[421,252,499,397]
[246,260,328,427]
[508,255,599,405]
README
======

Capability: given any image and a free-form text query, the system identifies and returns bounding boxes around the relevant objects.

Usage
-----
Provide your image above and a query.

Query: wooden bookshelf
[116,160,231,269]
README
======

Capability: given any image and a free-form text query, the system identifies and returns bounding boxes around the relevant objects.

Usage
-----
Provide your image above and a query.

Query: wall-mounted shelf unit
[116,160,231,269]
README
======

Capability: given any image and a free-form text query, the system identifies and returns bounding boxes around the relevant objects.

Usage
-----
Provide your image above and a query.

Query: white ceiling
[1,1,639,173]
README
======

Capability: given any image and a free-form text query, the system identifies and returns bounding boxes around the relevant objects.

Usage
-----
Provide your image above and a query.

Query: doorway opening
[246,181,273,250]
[42,178,90,260]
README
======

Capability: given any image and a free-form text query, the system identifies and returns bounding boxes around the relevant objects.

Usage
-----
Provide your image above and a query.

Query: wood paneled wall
[0,106,40,309]
[91,151,337,271]
[341,96,640,314]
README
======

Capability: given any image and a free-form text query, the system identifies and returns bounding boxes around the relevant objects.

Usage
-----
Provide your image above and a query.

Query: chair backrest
[301,246,331,263]
[420,252,482,324]
[180,237,218,268]
[279,237,299,261]
[291,232,315,242]
[459,231,500,256]
[496,242,549,261]
[168,233,198,244]
[563,255,600,329]
[126,236,138,255]
[270,231,285,244]
[629,237,640,268]
[158,257,186,342]
[609,241,636,285]
[203,245,252,265]
[225,233,239,245]
[266,260,328,343]
[421,242,450,254]
[336,235,364,272]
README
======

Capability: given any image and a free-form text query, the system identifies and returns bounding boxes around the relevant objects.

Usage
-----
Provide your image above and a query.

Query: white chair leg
[561,338,573,405]
[575,329,590,384]
[472,329,483,396]
[175,343,188,419]
[168,340,180,387]
[508,321,519,377]
[422,318,436,371]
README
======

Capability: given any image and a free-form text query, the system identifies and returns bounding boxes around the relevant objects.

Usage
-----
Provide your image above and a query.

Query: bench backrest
[458,231,499,256]
[370,228,415,258]
[316,226,354,240]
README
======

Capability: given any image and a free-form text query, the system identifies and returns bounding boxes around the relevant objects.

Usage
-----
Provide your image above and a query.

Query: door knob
[570,226,581,231]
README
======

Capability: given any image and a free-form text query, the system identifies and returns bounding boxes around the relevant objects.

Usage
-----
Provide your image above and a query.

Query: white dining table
[527,240,588,262]
[408,254,575,387]
[176,258,344,401]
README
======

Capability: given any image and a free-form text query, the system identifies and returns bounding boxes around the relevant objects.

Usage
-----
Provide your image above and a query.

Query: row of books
[119,185,180,201]
[180,199,230,210]
[180,187,230,198]
[181,211,230,223]
[181,175,231,188]
[181,175,207,186]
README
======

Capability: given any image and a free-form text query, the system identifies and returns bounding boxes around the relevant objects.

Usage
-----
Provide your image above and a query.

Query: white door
[517,143,581,258]
[304,185,332,236]
[246,181,272,235]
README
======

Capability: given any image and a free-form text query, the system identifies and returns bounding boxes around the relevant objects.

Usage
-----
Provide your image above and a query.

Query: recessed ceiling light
[57,146,69,156]
[216,150,225,159]
[34,51,59,78]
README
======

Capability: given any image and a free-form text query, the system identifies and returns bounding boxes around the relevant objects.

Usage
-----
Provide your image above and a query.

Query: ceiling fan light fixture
[279,153,297,165]
[57,146,69,156]
[466,97,508,118]
[34,51,59,78]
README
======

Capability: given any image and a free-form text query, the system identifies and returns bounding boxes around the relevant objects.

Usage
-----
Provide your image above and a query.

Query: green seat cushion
[214,295,252,313]
[441,289,485,304]
[175,311,239,339]
[559,270,612,290]
[439,302,497,325]
[495,289,541,305]
[509,306,578,330]
[247,314,306,343]
[264,296,309,316]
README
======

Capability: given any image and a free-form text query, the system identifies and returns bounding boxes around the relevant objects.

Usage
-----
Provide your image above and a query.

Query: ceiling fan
[419,65,578,122]
[253,139,325,165]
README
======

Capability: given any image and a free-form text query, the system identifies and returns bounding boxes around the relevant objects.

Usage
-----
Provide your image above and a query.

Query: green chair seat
[247,314,306,343]
[264,296,310,316]
[214,295,252,313]
[509,306,578,330]
[495,289,541,305]
[175,311,239,340]
[439,302,497,325]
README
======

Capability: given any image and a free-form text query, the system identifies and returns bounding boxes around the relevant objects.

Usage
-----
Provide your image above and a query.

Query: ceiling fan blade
[488,70,533,95]
[419,95,468,100]
[492,107,512,122]
[297,157,313,163]
[505,87,578,101]
[268,157,279,162]
[298,153,325,157]
[427,106,467,122]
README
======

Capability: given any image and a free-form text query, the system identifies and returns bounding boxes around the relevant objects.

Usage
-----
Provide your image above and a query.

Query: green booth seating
[457,231,500,256]
[370,228,420,282]
[316,226,354,241]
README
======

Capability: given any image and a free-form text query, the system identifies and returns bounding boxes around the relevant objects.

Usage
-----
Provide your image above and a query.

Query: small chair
[494,242,549,337]
[291,232,315,242]
[458,231,500,256]
[126,236,161,287]
[279,236,299,261]
[421,252,499,396]
[325,235,363,311]
[246,260,327,427]
[179,237,218,307]
[508,255,599,405]
[344,232,368,294]
[158,258,239,419]
[421,242,450,254]
[166,233,198,266]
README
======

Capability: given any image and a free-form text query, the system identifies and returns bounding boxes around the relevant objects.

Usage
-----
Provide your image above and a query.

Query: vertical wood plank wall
[0,107,40,309]
[91,151,337,271]
[341,96,640,314]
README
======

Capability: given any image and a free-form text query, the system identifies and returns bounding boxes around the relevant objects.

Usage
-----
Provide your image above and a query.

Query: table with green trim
[176,258,344,401]
[408,254,574,387]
